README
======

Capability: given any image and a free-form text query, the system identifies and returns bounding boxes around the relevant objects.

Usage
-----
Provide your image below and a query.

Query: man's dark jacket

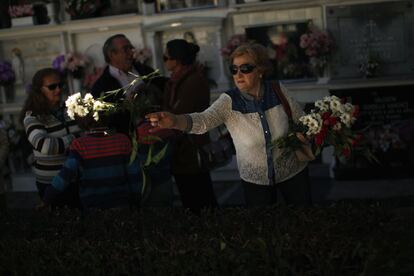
[91,63,167,134]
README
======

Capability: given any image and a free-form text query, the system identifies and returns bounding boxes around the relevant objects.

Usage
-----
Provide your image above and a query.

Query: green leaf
[364,149,381,164]
[141,169,152,201]
[100,88,122,99]
[220,241,226,251]
[150,143,169,165]
[143,144,154,167]
[314,146,321,156]
[140,135,162,144]
[129,132,138,165]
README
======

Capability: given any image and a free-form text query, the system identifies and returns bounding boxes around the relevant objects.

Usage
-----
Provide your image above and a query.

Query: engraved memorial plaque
[327,1,414,79]
[331,86,414,179]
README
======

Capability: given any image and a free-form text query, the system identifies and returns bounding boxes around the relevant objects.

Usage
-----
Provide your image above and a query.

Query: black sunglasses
[44,82,64,91]
[163,55,171,62]
[229,64,256,75]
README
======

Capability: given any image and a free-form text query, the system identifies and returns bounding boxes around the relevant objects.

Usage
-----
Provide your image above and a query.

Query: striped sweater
[44,130,141,209]
[23,109,80,184]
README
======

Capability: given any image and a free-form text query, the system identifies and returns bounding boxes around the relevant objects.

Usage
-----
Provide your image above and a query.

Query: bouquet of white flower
[65,92,115,122]
[274,95,376,162]
[64,70,168,199]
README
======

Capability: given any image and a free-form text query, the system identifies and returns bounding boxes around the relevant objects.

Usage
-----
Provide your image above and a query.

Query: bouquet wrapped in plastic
[274,95,375,162]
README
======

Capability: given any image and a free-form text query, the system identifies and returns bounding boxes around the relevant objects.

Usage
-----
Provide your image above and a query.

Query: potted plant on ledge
[8,2,33,27]
[300,22,335,83]
[141,0,155,15]
[64,0,109,20]
[0,60,16,103]
[359,51,381,78]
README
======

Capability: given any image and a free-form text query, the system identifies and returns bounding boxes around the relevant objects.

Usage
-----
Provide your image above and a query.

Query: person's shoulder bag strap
[271,81,292,119]
[272,82,315,162]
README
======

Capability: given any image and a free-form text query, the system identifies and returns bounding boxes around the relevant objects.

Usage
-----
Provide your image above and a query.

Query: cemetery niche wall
[245,22,312,80]
[327,1,414,79]
[331,85,414,180]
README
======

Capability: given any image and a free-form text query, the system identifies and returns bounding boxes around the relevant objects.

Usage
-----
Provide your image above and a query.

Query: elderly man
[92,34,166,134]
[92,34,172,208]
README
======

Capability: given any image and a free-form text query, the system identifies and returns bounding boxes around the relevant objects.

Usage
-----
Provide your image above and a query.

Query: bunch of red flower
[274,95,372,161]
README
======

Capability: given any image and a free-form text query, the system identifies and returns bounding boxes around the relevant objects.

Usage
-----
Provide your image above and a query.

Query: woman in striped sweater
[20,68,81,207]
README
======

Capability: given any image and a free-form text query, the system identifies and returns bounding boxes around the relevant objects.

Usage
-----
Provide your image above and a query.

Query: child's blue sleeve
[43,150,81,204]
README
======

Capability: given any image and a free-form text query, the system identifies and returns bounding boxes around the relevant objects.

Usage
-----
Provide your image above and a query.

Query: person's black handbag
[196,124,235,170]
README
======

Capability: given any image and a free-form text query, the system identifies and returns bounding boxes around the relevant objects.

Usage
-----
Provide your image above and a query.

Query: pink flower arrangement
[220,34,247,60]
[64,0,103,18]
[83,67,103,89]
[133,47,152,64]
[52,52,90,79]
[8,4,33,18]
[300,26,334,58]
[300,24,335,76]
[65,52,90,73]
[0,61,15,86]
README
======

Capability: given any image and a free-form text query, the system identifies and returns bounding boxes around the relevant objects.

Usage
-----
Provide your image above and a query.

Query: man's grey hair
[102,34,128,64]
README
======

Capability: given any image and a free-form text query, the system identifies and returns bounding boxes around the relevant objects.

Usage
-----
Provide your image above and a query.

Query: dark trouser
[142,178,174,208]
[36,182,81,209]
[0,193,6,211]
[241,167,311,207]
[174,172,218,213]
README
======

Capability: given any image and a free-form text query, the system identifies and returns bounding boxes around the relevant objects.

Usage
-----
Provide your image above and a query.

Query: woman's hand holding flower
[295,132,315,162]
[145,112,177,131]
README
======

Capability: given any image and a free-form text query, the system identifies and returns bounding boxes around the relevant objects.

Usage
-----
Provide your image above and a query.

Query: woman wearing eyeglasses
[147,42,312,207]
[162,39,218,213]
[20,68,81,208]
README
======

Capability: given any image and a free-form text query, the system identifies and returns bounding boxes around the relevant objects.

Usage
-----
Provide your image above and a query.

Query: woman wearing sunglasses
[20,68,81,208]
[147,42,312,207]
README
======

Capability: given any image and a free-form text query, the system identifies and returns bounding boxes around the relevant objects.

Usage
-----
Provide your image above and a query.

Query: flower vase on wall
[11,16,33,27]
[185,0,192,8]
[142,1,155,15]
[72,78,82,94]
[0,84,15,103]
[46,3,57,24]
[316,66,329,84]
[0,86,6,103]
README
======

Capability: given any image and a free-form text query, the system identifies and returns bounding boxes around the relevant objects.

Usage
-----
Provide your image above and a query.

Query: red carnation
[352,133,364,146]
[322,112,330,120]
[341,147,350,157]
[315,131,326,146]
[328,116,338,126]
[351,139,358,147]
[352,105,360,118]
[320,127,328,137]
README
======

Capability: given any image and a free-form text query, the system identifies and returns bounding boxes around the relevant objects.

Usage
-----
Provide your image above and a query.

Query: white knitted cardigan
[189,84,307,185]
